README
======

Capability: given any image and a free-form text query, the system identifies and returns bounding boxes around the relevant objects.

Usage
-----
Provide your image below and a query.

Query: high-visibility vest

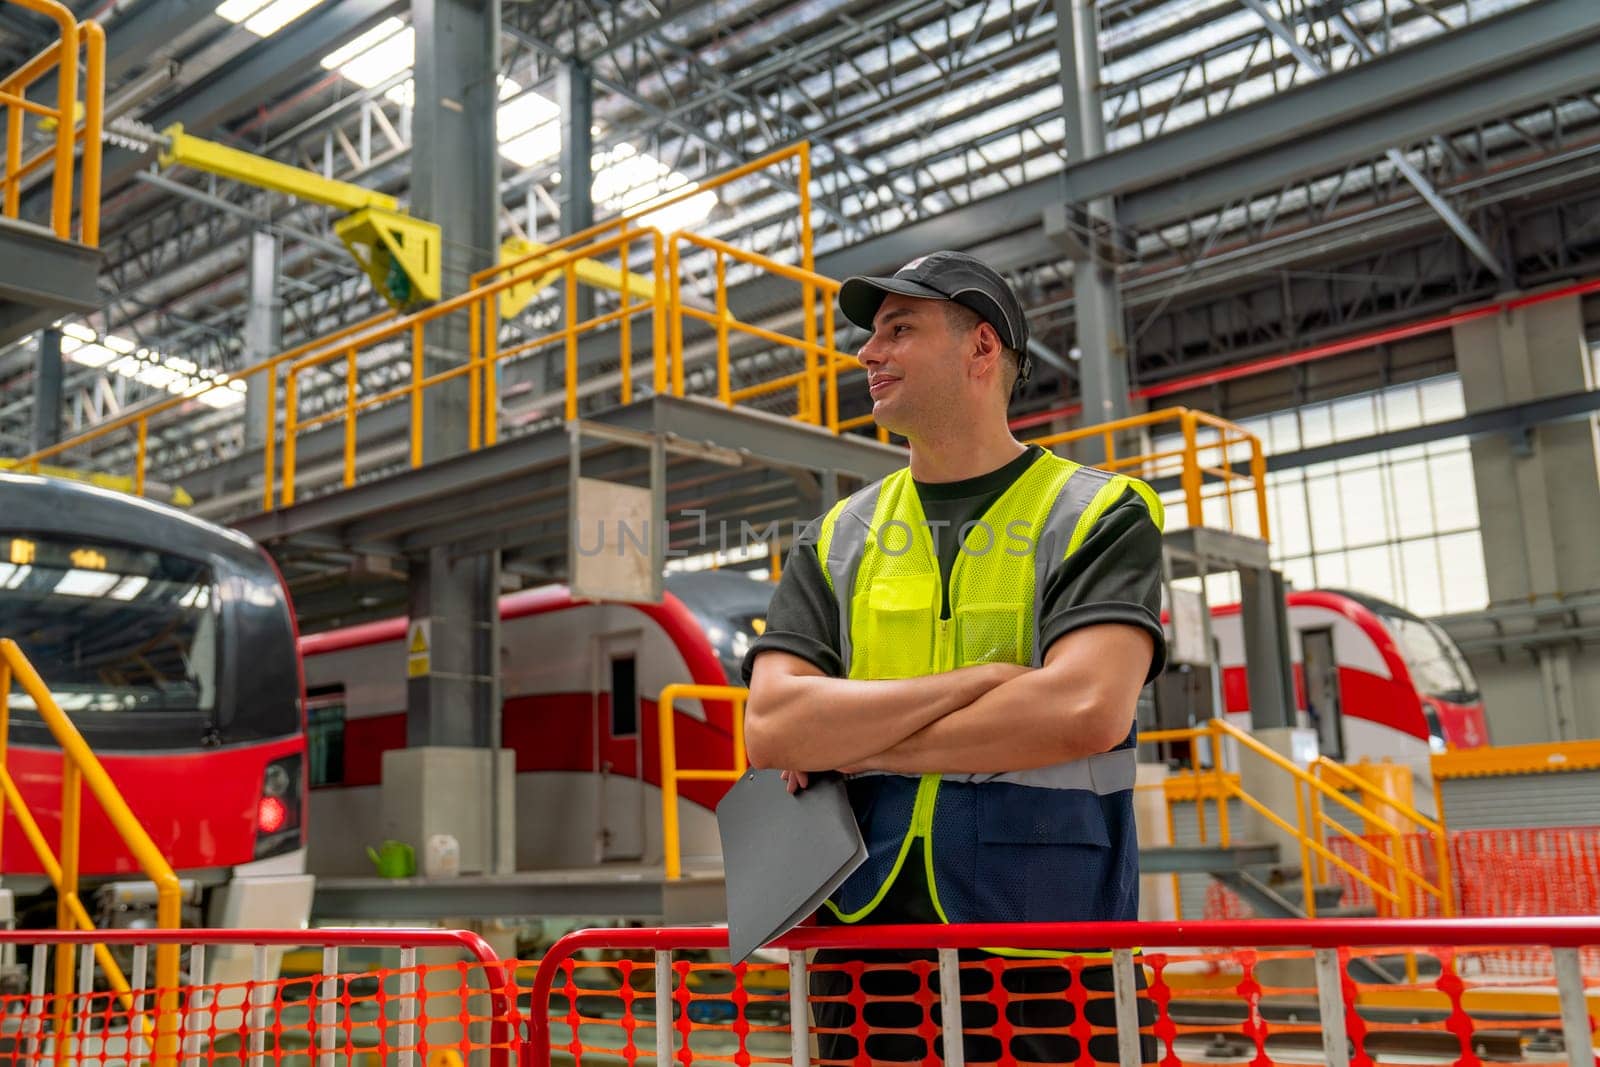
[811,449,1163,939]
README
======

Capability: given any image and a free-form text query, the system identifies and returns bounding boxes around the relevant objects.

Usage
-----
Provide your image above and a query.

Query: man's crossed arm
[743,623,1154,779]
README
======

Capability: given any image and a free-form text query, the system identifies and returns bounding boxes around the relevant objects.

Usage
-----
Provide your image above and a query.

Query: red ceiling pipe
[1010,274,1600,430]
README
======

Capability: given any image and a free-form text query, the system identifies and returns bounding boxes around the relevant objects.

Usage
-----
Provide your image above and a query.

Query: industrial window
[1158,374,1488,618]
[306,686,346,788]
[610,655,639,738]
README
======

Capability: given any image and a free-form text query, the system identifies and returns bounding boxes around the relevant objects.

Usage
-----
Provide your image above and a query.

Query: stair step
[1139,843,1280,873]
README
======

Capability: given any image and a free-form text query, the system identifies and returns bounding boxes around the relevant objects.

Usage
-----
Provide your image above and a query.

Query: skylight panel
[213,0,271,23]
[500,128,560,168]
[498,91,561,142]
[321,18,405,69]
[240,0,320,36]
[335,26,414,88]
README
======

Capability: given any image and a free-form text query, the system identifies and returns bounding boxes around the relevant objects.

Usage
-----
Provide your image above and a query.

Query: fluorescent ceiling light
[62,326,246,409]
[56,568,121,598]
[108,576,149,601]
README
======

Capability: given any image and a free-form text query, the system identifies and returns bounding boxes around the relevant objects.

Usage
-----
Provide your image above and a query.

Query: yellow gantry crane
[158,122,441,307]
[152,124,657,314]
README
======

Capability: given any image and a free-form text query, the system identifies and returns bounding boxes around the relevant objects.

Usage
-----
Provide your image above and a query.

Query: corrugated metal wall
[1441,770,1600,829]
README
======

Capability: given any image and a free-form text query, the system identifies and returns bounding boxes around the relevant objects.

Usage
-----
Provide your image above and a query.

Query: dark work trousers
[809,843,1158,1065]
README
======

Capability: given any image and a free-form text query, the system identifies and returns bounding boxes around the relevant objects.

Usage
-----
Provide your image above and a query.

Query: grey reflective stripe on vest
[988,746,1135,793]
[1029,464,1118,668]
[820,480,886,677]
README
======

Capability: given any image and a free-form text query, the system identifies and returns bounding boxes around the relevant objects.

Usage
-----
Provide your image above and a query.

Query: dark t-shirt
[740,445,1168,686]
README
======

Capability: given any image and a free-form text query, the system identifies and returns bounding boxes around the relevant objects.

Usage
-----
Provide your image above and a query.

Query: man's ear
[970,321,1003,380]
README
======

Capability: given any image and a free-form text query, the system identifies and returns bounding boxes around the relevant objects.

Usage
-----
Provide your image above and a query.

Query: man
[739,250,1166,1064]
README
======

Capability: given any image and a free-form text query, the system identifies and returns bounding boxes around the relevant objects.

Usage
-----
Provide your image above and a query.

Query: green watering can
[367,840,415,878]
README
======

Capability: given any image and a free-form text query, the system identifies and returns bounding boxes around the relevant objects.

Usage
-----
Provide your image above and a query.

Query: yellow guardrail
[12,132,1268,546]
[1029,408,1269,541]
[2,0,102,244]
[658,683,747,881]
[1143,718,1453,921]
[0,639,181,1066]
[1311,754,1454,917]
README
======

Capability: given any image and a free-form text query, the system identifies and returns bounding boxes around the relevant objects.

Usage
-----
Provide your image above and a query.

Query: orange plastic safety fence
[0,960,513,1067]
[521,945,1600,1067]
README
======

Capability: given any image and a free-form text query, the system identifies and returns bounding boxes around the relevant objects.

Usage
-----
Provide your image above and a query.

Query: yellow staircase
[1146,718,1453,922]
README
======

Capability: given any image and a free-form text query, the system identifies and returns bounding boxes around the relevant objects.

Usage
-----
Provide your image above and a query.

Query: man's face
[855,293,973,439]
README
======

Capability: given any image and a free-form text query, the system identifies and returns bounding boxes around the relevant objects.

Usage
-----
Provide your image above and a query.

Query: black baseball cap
[838,250,1032,382]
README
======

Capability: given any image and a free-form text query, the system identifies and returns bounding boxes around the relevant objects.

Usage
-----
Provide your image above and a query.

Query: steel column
[1053,0,1129,430]
[30,327,61,453]
[243,230,282,450]
[560,61,596,323]
[406,0,502,788]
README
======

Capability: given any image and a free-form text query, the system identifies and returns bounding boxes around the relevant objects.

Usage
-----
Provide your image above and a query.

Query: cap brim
[838,275,949,332]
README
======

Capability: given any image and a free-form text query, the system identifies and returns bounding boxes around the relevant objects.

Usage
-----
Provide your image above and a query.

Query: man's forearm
[745,661,1021,771]
[853,668,1134,776]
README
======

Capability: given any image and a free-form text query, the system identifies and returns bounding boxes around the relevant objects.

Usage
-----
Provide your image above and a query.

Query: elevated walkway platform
[0,214,102,348]
[233,394,904,621]
[310,862,729,923]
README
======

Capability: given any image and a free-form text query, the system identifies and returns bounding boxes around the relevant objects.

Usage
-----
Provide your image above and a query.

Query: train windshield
[1378,609,1480,705]
[0,534,218,715]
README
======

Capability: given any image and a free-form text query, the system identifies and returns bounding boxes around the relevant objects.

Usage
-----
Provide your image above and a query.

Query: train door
[594,629,645,862]
[1301,627,1345,760]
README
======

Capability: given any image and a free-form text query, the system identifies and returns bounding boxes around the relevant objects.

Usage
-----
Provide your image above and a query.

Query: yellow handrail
[0,639,181,1067]
[12,134,1265,554]
[1,1,102,244]
[1146,719,1452,919]
[1312,755,1455,917]
[1028,407,1269,541]
[658,683,747,881]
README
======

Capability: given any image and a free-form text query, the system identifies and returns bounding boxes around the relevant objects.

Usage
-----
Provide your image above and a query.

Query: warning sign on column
[406,619,431,678]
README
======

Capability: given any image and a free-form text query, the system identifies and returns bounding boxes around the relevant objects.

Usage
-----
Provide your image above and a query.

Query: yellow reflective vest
[810,449,1163,933]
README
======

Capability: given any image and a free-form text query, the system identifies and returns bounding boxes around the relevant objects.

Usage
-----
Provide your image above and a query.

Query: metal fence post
[1112,949,1143,1067]
[319,946,339,1067]
[1314,948,1351,1067]
[788,951,810,1067]
[398,947,419,1067]
[937,949,965,1067]
[655,950,673,1067]
[1554,947,1593,1067]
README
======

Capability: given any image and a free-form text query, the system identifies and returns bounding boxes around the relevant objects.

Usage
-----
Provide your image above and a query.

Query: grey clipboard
[716,769,866,964]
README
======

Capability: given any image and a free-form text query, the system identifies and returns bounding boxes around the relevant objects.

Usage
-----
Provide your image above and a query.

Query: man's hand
[780,769,809,794]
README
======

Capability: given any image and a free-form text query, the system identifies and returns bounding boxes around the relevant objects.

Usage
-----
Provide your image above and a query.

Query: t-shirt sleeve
[739,524,843,684]
[1036,486,1168,683]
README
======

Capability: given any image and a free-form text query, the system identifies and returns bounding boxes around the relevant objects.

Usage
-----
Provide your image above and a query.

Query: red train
[0,472,313,940]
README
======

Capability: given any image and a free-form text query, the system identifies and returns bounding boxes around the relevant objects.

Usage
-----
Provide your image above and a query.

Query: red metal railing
[0,926,521,1067]
[525,919,1600,1067]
